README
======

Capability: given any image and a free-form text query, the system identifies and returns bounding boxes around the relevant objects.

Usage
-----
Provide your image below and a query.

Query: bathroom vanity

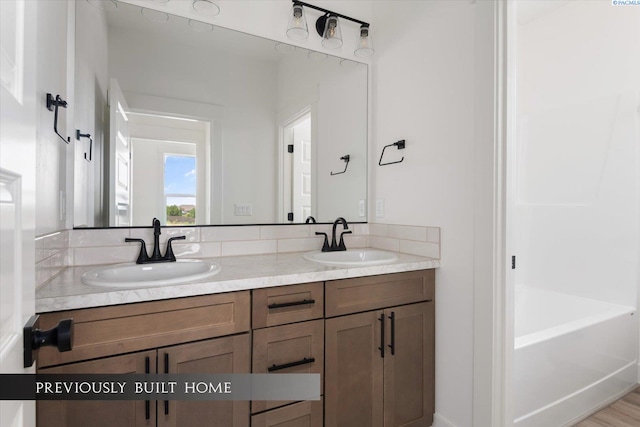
[34,254,436,427]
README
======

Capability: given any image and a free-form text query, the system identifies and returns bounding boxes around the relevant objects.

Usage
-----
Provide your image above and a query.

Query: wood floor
[574,386,640,427]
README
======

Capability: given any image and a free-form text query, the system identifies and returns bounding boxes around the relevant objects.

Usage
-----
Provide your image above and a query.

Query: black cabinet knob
[24,315,74,367]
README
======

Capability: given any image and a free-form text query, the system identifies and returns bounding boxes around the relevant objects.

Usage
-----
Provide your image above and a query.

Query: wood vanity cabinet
[35,270,435,427]
[324,270,435,427]
[36,292,251,427]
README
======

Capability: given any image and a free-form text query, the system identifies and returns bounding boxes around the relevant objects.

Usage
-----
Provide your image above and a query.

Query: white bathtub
[513,285,637,427]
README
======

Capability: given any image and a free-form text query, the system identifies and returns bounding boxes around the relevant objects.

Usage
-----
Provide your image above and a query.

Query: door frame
[471,1,513,426]
[278,106,314,223]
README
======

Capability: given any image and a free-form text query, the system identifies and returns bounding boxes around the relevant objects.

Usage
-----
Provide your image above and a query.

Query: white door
[0,0,38,426]
[108,79,131,226]
[283,112,312,222]
[292,117,312,221]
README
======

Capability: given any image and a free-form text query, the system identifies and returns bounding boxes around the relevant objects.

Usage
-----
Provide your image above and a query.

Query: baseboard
[433,413,458,427]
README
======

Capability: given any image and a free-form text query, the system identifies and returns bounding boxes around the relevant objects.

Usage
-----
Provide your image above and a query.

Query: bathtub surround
[513,286,637,427]
[35,223,440,288]
[511,1,640,424]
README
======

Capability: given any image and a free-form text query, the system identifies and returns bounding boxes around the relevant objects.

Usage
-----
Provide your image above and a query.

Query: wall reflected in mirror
[74,0,368,228]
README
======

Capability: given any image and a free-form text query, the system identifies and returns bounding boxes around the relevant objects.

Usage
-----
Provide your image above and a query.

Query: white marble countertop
[36,251,440,313]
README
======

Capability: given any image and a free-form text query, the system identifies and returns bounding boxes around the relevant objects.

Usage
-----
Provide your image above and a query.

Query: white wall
[371,2,489,426]
[35,0,69,235]
[514,1,640,307]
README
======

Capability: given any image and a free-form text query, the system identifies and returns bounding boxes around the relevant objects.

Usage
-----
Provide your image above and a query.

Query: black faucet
[150,218,163,261]
[315,217,352,252]
[331,217,351,251]
[305,216,317,224]
[125,218,186,264]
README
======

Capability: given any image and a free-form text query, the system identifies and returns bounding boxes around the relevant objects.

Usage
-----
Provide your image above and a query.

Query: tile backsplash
[35,223,440,288]
[35,230,71,289]
[369,224,440,259]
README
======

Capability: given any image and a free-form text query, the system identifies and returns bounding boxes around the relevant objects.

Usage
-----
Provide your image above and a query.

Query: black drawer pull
[268,357,315,372]
[388,311,395,356]
[268,299,315,309]
[145,356,150,420]
[164,353,169,415]
[378,313,385,358]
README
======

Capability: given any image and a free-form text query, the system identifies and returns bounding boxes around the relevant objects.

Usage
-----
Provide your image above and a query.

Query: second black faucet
[125,218,186,264]
[315,217,352,252]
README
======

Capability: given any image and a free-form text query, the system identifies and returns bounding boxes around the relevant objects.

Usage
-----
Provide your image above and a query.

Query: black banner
[0,374,320,401]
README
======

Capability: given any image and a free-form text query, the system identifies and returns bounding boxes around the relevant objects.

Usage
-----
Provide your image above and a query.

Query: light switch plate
[359,199,366,217]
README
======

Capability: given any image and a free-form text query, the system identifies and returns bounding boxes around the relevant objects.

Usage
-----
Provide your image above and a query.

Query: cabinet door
[37,351,156,427]
[325,311,384,427]
[158,334,250,427]
[383,302,434,427]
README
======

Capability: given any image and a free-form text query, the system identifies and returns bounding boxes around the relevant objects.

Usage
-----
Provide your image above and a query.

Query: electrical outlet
[234,204,252,216]
[359,199,366,217]
[375,199,384,218]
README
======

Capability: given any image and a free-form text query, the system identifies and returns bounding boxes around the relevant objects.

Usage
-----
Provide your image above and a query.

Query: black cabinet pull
[268,299,315,309]
[144,356,150,420]
[378,313,385,358]
[164,353,169,415]
[388,312,395,355]
[268,357,315,372]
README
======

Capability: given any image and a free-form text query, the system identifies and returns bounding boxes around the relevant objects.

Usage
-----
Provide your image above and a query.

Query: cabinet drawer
[37,291,250,368]
[252,319,324,413]
[252,282,323,328]
[325,270,434,317]
[251,400,323,427]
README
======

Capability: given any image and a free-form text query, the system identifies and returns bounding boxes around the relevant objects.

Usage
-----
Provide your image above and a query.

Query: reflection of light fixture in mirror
[188,19,214,32]
[340,59,358,69]
[193,0,220,17]
[318,14,342,49]
[286,2,308,40]
[354,25,374,57]
[141,7,170,23]
[275,43,295,54]
[307,51,327,62]
[286,1,372,56]
[87,0,117,11]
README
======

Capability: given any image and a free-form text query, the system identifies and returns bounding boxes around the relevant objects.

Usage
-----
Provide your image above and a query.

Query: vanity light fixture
[86,0,117,11]
[192,0,220,17]
[286,0,374,57]
[286,2,309,40]
[141,7,170,23]
[354,25,374,57]
[319,14,342,48]
[188,19,214,32]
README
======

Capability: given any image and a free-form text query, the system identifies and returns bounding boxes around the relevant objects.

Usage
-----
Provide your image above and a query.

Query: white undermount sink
[81,259,221,288]
[303,249,398,267]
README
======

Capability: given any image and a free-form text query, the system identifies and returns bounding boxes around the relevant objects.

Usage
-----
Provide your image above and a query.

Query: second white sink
[303,249,398,267]
[81,259,221,288]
